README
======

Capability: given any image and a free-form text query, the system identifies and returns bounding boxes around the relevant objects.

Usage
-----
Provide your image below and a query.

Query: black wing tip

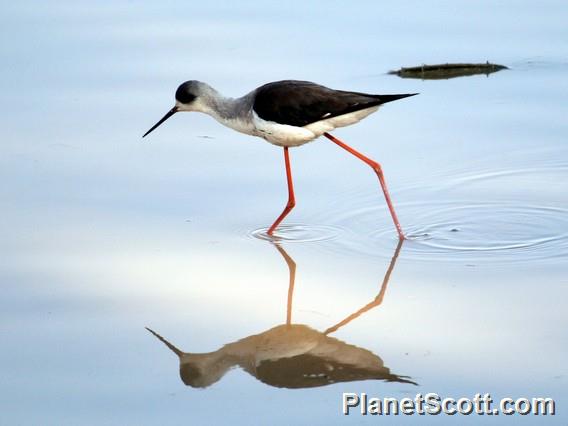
[378,93,419,104]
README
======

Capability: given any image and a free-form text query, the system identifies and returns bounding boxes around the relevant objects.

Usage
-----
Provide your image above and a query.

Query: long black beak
[143,106,178,138]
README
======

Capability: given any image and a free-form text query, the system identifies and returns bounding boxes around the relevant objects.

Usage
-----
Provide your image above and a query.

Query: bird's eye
[176,91,196,104]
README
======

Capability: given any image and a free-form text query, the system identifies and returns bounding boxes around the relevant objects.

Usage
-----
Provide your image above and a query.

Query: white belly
[251,111,317,147]
[251,106,380,147]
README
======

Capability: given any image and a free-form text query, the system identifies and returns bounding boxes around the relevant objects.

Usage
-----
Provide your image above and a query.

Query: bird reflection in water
[146,240,416,389]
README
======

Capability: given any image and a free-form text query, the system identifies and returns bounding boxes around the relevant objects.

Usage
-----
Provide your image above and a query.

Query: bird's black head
[175,80,199,105]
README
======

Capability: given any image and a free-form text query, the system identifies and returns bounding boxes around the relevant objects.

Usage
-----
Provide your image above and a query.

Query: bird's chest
[217,116,257,137]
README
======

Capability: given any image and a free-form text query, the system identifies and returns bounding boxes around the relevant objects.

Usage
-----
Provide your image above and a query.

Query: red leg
[267,147,296,235]
[324,132,405,240]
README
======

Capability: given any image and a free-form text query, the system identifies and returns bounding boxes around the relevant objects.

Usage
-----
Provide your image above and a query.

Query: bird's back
[253,80,415,128]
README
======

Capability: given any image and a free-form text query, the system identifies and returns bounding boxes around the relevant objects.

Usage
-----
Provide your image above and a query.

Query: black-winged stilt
[143,80,416,239]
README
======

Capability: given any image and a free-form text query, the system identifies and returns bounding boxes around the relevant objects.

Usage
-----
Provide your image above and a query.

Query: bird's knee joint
[371,162,382,173]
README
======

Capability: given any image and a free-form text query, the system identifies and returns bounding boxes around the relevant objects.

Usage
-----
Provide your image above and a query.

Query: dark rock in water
[389,62,508,80]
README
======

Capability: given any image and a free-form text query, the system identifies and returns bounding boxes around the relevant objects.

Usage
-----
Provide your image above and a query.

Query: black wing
[253,80,416,127]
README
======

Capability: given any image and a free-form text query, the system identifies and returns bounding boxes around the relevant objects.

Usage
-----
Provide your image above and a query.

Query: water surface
[1,1,567,424]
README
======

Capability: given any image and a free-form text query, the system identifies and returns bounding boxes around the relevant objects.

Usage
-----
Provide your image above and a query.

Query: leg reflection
[273,242,296,326]
[324,239,404,335]
[271,238,404,333]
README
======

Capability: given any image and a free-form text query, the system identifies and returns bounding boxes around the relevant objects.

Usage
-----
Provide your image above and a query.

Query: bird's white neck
[179,85,254,135]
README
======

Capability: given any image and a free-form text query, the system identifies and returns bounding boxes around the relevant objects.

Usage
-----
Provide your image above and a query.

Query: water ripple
[325,200,568,263]
[440,162,568,190]
[248,223,343,243]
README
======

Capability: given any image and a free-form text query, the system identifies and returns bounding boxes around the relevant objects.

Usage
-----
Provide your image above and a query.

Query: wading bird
[143,80,416,239]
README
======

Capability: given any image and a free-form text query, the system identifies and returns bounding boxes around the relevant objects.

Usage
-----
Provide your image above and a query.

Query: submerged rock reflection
[146,240,416,389]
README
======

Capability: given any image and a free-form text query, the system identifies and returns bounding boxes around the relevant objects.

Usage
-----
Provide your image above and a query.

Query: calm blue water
[1,1,567,424]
